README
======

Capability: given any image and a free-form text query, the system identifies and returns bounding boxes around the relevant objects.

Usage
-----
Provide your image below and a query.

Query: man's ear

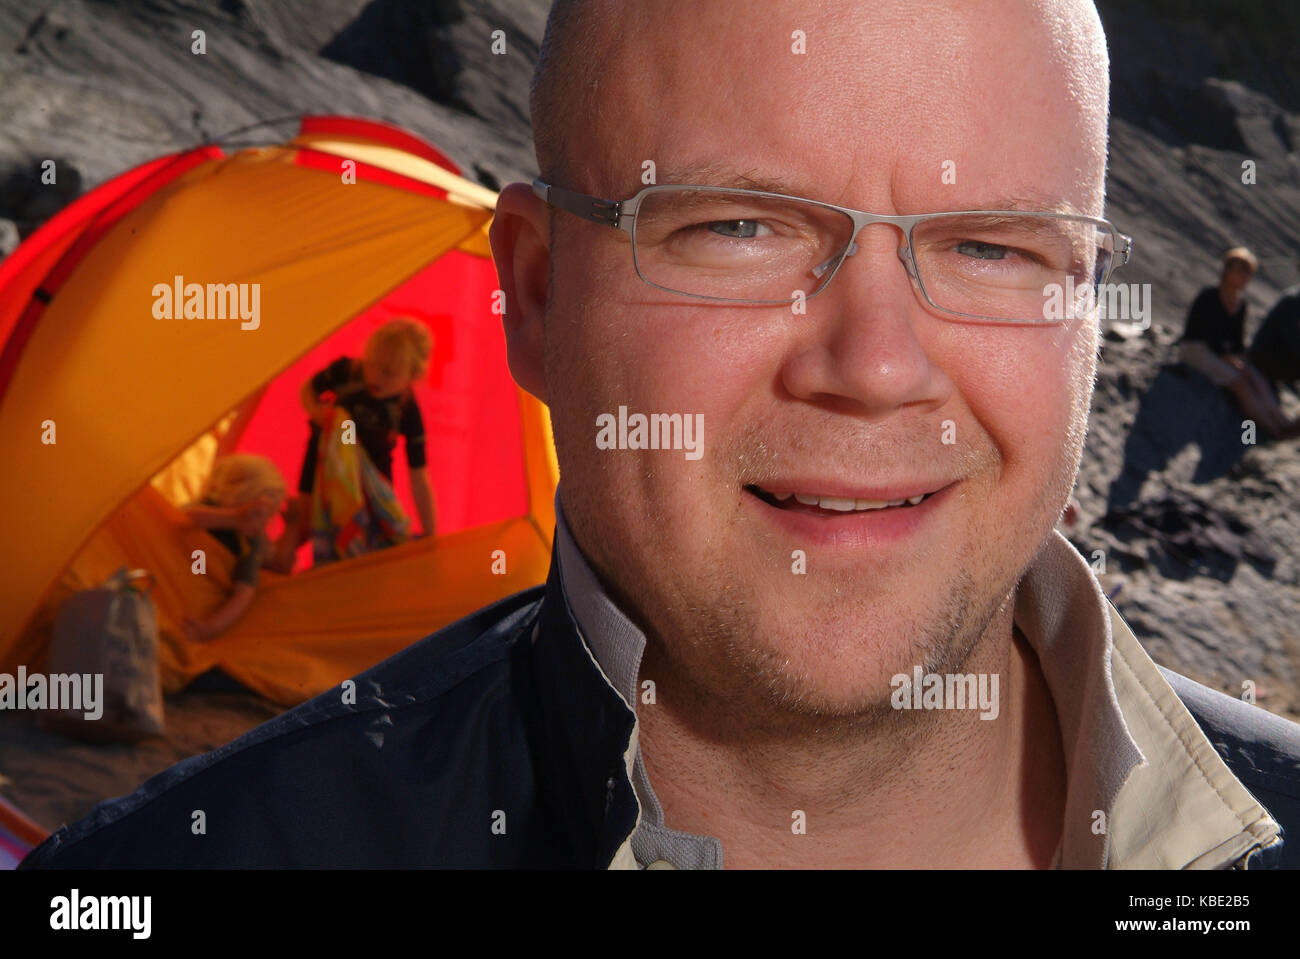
[489,182,550,404]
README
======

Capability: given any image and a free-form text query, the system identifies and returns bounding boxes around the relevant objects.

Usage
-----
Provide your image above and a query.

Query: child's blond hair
[1222,246,1258,274]
[364,318,433,382]
[198,454,287,508]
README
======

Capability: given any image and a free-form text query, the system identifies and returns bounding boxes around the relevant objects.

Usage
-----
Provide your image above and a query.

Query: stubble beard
[633,525,1021,749]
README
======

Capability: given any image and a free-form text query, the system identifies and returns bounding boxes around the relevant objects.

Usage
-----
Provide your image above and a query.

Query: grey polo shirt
[553,497,1145,869]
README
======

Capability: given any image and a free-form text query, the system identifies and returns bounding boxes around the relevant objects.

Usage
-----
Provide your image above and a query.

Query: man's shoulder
[1160,666,1300,777]
[20,586,548,868]
[1160,665,1300,864]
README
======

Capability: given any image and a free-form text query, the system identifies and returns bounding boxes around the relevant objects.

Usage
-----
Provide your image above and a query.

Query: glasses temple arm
[1117,232,1133,267]
[531,178,621,227]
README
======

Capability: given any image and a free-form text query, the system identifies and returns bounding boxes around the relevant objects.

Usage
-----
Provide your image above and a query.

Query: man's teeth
[777,492,925,511]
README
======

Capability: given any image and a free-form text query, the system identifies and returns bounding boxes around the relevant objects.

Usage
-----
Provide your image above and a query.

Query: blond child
[182,454,286,642]
[271,319,437,570]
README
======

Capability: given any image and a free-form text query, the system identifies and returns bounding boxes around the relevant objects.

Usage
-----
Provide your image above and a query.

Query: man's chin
[662,560,997,722]
[736,634,956,718]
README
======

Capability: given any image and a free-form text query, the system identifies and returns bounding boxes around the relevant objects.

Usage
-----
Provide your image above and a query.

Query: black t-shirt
[309,356,427,478]
[1181,286,1246,356]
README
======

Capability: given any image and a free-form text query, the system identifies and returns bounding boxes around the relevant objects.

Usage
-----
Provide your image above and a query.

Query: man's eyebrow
[648,165,1086,216]
[657,162,804,196]
[973,194,1087,216]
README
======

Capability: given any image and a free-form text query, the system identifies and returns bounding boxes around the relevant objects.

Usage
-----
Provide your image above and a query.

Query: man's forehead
[559,0,1107,213]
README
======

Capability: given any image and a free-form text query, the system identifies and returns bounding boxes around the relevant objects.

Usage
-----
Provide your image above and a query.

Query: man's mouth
[744,484,938,515]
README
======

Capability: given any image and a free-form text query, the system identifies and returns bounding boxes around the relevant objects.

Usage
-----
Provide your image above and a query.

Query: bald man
[23,0,1300,870]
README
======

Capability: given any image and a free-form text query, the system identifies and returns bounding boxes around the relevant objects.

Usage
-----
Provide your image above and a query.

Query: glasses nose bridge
[839,210,919,281]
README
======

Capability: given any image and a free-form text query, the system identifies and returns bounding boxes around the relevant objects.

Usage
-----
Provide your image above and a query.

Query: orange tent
[0,116,556,705]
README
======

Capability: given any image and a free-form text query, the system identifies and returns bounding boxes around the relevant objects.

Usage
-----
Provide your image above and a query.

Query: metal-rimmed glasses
[533,177,1133,324]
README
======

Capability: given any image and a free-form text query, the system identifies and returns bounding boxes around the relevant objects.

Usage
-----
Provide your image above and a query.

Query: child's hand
[232,500,265,536]
[233,496,278,536]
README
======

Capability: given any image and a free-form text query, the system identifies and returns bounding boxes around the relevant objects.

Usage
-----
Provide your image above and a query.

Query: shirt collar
[1012,530,1146,867]
[554,497,645,713]
[553,493,725,869]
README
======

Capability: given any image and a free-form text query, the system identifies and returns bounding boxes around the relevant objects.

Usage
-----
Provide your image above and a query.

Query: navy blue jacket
[20,549,1300,869]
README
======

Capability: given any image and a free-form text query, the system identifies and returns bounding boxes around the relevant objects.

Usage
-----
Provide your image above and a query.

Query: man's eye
[955,240,1008,260]
[706,219,769,239]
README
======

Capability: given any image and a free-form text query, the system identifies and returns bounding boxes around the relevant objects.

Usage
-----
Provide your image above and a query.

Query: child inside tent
[182,453,286,642]
[271,318,437,569]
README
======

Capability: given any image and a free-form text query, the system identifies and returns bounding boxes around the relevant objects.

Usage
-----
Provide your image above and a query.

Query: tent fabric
[0,148,222,386]
[0,117,557,706]
[0,149,216,344]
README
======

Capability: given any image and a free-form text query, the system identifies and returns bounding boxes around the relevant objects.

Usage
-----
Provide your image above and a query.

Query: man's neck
[635,608,1066,868]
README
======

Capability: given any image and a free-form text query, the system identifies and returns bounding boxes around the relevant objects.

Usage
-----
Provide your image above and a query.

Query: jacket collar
[527,541,640,868]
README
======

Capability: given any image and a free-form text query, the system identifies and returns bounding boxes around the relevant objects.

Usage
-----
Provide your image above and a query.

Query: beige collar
[1018,530,1281,869]
[1106,604,1281,868]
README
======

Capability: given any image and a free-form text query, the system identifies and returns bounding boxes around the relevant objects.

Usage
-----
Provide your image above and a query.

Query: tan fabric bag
[44,567,165,742]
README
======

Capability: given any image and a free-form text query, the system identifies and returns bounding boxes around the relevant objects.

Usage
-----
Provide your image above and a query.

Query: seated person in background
[270,318,437,570]
[182,454,286,642]
[1248,273,1300,399]
[1177,247,1300,440]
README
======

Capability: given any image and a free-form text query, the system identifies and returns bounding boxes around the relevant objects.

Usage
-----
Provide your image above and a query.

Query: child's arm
[183,584,256,642]
[185,502,243,530]
[410,466,436,538]
[185,500,273,534]
[264,532,296,574]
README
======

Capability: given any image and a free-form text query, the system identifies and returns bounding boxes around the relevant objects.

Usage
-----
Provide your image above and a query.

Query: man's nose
[779,228,952,416]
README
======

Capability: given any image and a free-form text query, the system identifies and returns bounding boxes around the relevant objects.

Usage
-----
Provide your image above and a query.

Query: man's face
[538,0,1107,715]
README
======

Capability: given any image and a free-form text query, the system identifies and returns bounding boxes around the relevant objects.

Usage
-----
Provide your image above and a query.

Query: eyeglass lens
[630,189,1115,321]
